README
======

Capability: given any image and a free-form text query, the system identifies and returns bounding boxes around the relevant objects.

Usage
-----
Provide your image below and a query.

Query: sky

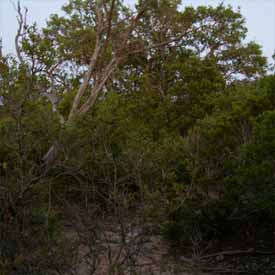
[0,0,274,63]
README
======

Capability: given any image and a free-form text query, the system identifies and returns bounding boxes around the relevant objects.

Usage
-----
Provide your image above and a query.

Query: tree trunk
[42,142,60,172]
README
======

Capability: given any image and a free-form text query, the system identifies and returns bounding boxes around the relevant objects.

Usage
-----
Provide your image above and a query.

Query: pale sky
[0,0,274,63]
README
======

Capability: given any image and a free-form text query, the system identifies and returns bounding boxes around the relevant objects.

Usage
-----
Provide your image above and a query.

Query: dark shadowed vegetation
[0,0,274,274]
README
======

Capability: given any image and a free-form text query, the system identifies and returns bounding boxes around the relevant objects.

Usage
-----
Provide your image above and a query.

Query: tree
[5,0,267,169]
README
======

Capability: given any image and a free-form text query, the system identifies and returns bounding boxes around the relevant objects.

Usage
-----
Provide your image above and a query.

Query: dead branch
[200,249,275,260]
[12,0,28,64]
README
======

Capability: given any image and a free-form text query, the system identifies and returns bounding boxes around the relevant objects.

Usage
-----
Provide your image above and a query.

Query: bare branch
[116,6,145,56]
[68,2,105,120]
[47,60,63,77]
[69,4,145,119]
[102,0,116,51]
[77,57,119,116]
[129,30,191,56]
[12,1,28,63]
[68,41,102,120]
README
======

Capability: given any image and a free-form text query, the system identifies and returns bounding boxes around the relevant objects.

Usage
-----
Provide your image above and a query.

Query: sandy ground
[63,221,190,275]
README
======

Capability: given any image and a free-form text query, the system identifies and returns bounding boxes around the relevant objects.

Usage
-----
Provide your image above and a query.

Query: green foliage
[163,75,275,245]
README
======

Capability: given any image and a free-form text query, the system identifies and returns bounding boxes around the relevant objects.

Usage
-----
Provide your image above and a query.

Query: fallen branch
[200,249,275,260]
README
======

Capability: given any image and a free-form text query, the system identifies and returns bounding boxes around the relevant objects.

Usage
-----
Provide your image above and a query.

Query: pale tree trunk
[13,0,189,172]
[41,2,146,170]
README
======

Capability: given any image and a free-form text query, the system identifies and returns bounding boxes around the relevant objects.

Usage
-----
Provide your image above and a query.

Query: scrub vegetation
[0,0,274,274]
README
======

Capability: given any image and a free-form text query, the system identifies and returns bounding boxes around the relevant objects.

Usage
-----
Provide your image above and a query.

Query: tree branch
[68,3,104,120]
[77,57,119,116]
[12,1,27,64]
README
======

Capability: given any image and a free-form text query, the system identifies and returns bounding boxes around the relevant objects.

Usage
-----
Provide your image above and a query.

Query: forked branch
[12,0,28,64]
